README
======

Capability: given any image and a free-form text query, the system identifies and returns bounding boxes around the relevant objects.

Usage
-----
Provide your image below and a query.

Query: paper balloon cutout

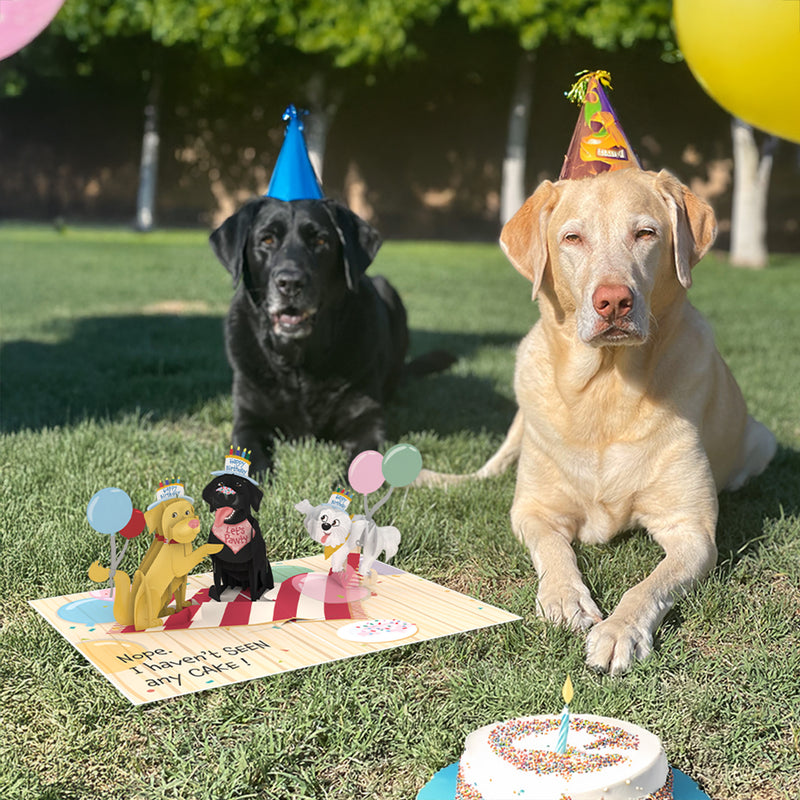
[86,488,133,535]
[118,508,146,540]
[381,444,422,488]
[0,0,65,62]
[674,0,800,143]
[348,450,385,494]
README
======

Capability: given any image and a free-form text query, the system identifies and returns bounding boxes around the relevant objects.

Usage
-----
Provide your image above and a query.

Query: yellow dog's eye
[564,233,581,244]
[635,228,656,240]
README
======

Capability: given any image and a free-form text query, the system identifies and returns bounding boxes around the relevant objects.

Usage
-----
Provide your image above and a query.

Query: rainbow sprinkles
[489,717,638,777]
[454,713,672,799]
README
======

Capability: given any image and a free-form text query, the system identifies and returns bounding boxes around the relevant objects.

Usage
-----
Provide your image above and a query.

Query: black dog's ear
[323,200,383,291]
[248,483,264,512]
[209,198,265,286]
[201,477,220,507]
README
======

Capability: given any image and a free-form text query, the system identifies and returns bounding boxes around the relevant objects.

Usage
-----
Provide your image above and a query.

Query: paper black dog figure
[202,448,273,601]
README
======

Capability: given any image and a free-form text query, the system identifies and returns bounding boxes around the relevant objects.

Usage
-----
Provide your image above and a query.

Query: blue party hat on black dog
[266,105,324,201]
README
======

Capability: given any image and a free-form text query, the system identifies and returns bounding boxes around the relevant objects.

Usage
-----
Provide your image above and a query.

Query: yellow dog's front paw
[536,579,603,631]
[585,616,653,676]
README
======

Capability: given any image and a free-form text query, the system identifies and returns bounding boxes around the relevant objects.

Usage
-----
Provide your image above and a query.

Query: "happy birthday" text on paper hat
[325,489,353,513]
[147,477,194,510]
[210,446,259,486]
[265,104,324,201]
[559,70,641,181]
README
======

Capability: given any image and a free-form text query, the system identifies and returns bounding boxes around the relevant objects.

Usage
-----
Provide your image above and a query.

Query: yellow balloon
[674,0,800,142]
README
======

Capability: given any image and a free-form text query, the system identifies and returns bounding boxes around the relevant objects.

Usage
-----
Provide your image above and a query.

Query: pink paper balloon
[348,450,385,495]
[0,0,65,62]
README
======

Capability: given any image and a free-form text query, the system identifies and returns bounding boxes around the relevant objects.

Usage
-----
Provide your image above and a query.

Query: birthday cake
[454,715,672,800]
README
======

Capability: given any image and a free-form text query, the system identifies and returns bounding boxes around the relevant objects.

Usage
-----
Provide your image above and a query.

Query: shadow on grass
[1,315,519,438]
[1,314,231,431]
[715,445,800,566]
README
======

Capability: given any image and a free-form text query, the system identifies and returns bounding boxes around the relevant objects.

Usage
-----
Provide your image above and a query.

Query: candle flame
[562,675,574,705]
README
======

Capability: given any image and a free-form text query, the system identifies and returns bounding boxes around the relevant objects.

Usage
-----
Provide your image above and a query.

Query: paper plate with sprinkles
[337,618,417,643]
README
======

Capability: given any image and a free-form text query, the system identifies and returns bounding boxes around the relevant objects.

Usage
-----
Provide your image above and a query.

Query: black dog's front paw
[208,586,223,602]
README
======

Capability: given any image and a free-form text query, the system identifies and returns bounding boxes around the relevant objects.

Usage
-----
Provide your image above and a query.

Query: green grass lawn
[1,225,798,800]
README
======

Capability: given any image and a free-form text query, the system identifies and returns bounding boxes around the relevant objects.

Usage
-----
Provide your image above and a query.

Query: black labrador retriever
[210,196,431,476]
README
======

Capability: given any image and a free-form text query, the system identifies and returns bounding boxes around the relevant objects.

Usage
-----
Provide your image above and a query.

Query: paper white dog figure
[295,499,401,576]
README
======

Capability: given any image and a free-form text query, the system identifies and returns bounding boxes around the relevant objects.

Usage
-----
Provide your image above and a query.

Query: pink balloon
[0,0,65,62]
[348,450,385,495]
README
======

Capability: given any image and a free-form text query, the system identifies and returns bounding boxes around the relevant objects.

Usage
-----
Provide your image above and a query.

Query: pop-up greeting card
[30,446,521,705]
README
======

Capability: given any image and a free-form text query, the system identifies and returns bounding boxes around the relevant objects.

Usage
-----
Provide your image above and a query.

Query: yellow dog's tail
[413,410,524,488]
[87,560,134,625]
[88,560,109,583]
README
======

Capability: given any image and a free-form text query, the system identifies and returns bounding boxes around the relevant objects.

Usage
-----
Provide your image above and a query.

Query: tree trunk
[303,71,343,186]
[501,50,536,225]
[729,117,778,268]
[135,74,161,232]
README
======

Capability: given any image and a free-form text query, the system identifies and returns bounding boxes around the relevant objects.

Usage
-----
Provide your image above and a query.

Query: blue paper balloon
[86,487,133,535]
[381,444,423,488]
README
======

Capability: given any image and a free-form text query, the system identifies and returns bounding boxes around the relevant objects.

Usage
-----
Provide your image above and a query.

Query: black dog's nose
[321,522,331,531]
[274,268,305,298]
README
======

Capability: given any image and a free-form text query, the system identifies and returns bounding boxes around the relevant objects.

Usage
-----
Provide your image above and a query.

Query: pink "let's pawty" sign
[0,0,65,61]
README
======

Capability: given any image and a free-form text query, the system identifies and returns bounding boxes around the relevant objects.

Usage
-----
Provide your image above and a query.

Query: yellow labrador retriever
[418,169,776,674]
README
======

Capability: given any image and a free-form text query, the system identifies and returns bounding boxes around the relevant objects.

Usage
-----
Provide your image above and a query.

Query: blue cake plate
[417,762,710,800]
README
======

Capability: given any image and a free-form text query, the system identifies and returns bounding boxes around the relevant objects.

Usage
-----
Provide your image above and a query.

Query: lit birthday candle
[556,675,574,754]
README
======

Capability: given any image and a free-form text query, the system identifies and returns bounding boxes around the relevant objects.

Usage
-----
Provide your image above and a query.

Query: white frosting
[457,714,669,800]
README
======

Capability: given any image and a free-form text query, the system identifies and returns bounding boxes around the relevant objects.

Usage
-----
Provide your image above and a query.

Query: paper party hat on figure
[210,446,259,486]
[325,489,353,513]
[559,70,641,181]
[266,105,324,201]
[147,478,194,510]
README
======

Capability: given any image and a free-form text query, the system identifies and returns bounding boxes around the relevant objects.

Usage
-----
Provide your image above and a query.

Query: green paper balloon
[381,443,422,488]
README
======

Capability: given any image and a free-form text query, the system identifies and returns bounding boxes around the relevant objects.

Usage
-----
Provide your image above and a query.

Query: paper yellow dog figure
[89,479,223,631]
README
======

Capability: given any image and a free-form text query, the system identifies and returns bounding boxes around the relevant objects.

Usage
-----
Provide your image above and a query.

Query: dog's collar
[155,533,179,544]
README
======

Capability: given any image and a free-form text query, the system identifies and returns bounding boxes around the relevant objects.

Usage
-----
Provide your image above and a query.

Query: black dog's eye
[262,234,276,246]
[314,235,327,247]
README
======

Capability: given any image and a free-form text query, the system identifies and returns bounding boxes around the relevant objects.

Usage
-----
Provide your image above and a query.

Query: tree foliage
[5,0,679,90]
[48,0,451,69]
[457,0,675,54]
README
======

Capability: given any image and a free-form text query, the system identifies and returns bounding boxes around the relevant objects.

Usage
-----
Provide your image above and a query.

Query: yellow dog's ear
[143,505,162,534]
[499,180,560,298]
[655,170,717,289]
